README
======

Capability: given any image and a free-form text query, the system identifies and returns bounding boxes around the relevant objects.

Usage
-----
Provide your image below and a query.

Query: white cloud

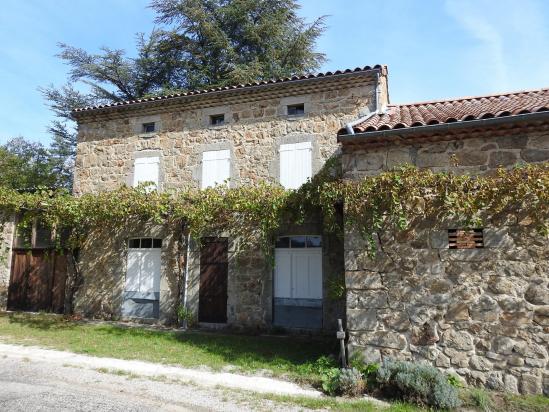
[445,0,549,92]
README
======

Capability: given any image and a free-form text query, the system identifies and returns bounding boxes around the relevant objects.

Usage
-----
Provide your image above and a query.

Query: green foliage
[376,359,461,410]
[468,388,492,412]
[0,138,60,189]
[150,0,326,90]
[0,164,548,260]
[321,367,341,396]
[447,374,462,388]
[342,164,549,255]
[176,305,195,326]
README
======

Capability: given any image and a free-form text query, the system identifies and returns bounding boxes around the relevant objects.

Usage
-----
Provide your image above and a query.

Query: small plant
[447,373,462,388]
[469,388,492,412]
[321,367,341,396]
[338,367,365,397]
[176,305,194,327]
[376,359,461,410]
[348,351,379,387]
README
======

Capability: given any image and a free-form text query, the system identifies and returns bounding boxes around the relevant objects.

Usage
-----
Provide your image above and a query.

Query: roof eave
[72,66,385,119]
[338,111,549,145]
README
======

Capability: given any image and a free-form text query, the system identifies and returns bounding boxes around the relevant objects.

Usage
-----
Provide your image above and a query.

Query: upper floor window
[210,114,225,126]
[279,142,312,189]
[142,122,156,133]
[133,156,160,190]
[287,103,305,116]
[201,149,231,189]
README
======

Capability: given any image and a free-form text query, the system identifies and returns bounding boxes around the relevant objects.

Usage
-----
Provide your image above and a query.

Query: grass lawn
[0,312,337,384]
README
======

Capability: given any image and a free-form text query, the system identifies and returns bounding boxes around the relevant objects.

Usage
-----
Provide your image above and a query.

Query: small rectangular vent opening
[448,229,483,249]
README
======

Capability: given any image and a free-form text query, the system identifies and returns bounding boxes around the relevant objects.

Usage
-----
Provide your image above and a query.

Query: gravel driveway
[0,356,309,412]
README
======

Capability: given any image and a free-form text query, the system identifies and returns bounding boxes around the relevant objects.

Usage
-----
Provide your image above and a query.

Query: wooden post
[337,318,347,368]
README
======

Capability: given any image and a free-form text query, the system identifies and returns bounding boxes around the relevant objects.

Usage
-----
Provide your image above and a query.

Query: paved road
[0,357,303,412]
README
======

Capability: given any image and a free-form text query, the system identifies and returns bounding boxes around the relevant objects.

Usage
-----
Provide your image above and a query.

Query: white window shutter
[201,149,231,189]
[140,250,161,293]
[133,156,160,189]
[279,142,312,189]
[274,250,292,298]
[126,250,141,292]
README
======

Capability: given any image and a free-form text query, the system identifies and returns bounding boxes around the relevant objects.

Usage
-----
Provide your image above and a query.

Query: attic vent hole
[448,229,484,249]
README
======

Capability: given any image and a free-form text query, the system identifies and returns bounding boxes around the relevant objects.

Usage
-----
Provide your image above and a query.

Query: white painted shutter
[274,248,322,299]
[279,142,312,189]
[126,250,141,292]
[133,156,160,189]
[126,249,161,293]
[201,149,231,189]
[274,250,292,298]
[140,249,161,293]
[307,250,323,299]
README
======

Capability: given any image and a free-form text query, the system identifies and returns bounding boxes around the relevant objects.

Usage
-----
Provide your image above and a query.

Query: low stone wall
[0,216,14,310]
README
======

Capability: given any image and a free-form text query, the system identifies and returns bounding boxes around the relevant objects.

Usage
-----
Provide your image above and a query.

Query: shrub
[348,351,380,388]
[321,367,341,396]
[376,359,461,410]
[339,367,365,397]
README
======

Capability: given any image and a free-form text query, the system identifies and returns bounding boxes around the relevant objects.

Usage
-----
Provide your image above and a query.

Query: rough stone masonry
[342,127,549,395]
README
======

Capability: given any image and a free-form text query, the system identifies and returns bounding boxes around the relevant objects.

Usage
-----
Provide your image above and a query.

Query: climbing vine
[0,162,548,257]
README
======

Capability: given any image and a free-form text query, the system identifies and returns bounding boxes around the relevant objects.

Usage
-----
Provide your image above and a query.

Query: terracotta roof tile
[73,65,383,114]
[345,88,549,135]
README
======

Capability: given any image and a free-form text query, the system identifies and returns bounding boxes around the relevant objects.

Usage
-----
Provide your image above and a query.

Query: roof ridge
[73,64,386,113]
[387,87,549,108]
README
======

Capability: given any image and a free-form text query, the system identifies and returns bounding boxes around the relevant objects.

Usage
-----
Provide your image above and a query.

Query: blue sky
[1,0,548,145]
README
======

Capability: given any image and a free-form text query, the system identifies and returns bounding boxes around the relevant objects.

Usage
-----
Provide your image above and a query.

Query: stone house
[338,88,549,395]
[1,64,547,395]
[66,65,389,330]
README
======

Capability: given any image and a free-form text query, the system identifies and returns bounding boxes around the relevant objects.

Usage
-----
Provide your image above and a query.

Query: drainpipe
[182,232,191,312]
[344,71,384,135]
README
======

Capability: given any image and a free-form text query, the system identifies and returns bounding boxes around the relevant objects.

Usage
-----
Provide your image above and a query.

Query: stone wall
[342,128,549,179]
[0,216,15,310]
[72,78,372,329]
[343,127,549,395]
[75,222,180,323]
[74,81,378,195]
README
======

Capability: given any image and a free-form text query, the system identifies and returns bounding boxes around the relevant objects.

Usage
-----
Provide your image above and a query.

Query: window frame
[286,103,305,116]
[142,122,156,133]
[275,235,322,249]
[209,114,225,126]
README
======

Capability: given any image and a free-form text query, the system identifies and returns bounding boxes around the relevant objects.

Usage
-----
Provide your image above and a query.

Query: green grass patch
[0,312,336,384]
[254,393,425,411]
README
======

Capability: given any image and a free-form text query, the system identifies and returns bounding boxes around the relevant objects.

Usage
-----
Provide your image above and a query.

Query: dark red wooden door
[7,250,68,313]
[199,238,228,323]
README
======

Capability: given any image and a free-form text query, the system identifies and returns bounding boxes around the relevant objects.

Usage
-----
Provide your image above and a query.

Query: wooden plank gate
[7,249,68,313]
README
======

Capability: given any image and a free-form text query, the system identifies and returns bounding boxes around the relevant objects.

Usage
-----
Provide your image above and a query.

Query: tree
[150,0,327,90]
[0,137,59,190]
[40,1,326,189]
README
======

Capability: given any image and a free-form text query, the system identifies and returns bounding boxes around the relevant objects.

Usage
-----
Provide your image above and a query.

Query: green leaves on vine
[0,163,547,257]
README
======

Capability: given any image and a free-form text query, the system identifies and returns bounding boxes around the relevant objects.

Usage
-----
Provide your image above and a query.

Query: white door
[274,249,322,300]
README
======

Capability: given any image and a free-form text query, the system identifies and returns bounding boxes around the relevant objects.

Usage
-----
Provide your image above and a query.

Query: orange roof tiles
[345,88,549,135]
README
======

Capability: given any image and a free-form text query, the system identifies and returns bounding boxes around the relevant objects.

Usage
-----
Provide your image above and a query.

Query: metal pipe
[182,232,191,312]
[344,72,383,135]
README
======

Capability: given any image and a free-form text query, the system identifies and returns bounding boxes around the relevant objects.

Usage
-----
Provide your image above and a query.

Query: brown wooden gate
[198,238,228,323]
[7,250,68,313]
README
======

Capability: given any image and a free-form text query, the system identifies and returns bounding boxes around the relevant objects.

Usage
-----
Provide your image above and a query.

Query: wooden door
[7,250,68,313]
[199,238,228,323]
